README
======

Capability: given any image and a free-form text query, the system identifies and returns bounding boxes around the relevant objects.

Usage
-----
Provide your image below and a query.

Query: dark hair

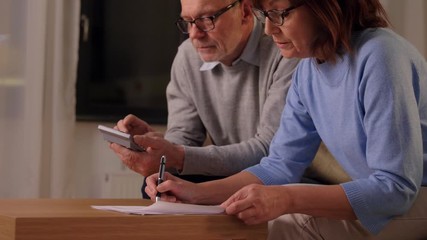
[253,0,390,62]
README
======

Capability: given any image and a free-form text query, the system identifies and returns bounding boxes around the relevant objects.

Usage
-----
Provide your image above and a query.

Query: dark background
[77,0,184,124]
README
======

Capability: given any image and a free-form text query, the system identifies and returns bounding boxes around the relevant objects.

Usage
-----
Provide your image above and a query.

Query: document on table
[92,200,224,215]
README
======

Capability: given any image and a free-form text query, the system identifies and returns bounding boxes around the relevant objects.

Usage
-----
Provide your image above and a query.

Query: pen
[155,155,166,202]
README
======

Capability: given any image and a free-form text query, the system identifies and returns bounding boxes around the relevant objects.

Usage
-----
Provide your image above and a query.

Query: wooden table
[0,199,267,240]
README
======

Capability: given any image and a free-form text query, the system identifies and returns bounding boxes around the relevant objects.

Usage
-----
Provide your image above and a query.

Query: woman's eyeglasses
[252,4,303,26]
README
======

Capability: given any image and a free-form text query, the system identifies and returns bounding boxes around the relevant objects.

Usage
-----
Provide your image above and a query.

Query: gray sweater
[165,22,299,176]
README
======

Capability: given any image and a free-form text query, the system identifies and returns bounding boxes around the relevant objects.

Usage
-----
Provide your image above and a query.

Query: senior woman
[145,0,427,239]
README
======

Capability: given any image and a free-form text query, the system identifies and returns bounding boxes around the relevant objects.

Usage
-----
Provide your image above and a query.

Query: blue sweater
[246,28,427,234]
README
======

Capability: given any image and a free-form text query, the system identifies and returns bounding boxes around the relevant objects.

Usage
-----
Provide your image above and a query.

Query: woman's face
[260,0,319,59]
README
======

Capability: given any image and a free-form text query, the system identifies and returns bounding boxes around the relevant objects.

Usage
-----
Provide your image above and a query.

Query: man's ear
[240,0,254,22]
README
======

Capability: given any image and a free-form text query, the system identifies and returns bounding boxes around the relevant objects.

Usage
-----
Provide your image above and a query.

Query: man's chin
[198,53,219,63]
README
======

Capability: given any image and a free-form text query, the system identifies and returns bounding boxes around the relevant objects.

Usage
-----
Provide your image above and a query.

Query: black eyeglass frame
[252,3,304,26]
[176,0,241,34]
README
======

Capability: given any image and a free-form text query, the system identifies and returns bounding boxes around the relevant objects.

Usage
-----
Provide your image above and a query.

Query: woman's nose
[264,18,279,36]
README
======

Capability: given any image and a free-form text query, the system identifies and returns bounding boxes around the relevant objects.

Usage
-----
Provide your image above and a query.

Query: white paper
[92,201,224,215]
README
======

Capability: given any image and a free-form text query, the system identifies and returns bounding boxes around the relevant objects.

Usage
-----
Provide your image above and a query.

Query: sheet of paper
[92,200,224,215]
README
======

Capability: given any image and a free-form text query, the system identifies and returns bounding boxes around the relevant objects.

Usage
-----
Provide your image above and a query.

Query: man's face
[180,0,247,65]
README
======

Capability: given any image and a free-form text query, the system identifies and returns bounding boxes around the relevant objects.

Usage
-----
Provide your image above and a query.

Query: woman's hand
[221,184,290,225]
[144,172,200,204]
[222,184,356,225]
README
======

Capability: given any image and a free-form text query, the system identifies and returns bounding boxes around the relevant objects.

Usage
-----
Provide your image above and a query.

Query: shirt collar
[200,18,262,71]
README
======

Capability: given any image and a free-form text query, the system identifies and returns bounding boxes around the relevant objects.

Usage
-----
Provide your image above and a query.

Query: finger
[221,189,248,209]
[146,173,160,187]
[109,143,141,169]
[124,114,153,133]
[155,173,181,196]
[145,131,164,138]
[145,173,177,202]
[221,194,238,208]
[116,119,128,132]
[236,206,258,221]
[123,114,136,123]
[133,135,162,149]
[123,114,137,128]
[161,194,177,202]
[145,174,160,200]
[145,184,174,202]
[144,184,156,201]
[109,143,132,158]
[241,215,263,225]
[109,142,125,156]
[162,172,177,181]
[225,198,254,215]
[238,205,270,225]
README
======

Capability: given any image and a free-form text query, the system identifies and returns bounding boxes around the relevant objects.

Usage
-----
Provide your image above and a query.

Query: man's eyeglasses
[176,0,241,34]
[252,3,303,26]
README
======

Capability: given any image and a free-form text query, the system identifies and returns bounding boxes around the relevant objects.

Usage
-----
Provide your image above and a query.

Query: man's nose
[189,24,206,39]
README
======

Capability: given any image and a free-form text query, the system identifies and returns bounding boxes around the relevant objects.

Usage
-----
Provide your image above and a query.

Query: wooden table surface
[0,198,267,240]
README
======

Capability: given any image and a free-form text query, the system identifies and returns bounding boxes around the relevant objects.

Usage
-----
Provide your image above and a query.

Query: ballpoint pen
[156,155,166,202]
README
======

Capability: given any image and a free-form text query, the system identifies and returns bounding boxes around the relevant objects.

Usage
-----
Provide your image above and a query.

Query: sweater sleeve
[245,70,322,184]
[340,32,423,234]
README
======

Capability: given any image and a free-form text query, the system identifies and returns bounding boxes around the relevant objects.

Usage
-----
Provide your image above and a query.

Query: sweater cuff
[179,146,204,175]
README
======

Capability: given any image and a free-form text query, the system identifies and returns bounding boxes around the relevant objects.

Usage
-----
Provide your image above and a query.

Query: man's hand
[110,133,185,176]
[109,114,184,176]
[116,114,155,135]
